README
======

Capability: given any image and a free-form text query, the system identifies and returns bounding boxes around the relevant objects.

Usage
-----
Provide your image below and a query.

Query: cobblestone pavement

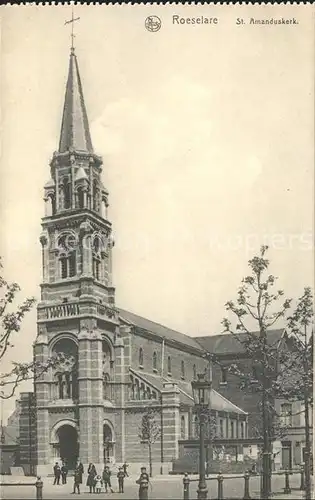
[0,473,309,500]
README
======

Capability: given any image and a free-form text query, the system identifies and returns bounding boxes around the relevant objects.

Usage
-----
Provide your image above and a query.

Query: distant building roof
[119,308,203,351]
[196,329,285,355]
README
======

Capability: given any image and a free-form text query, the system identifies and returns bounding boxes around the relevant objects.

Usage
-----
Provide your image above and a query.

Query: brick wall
[131,333,208,383]
[211,359,261,437]
[19,392,37,475]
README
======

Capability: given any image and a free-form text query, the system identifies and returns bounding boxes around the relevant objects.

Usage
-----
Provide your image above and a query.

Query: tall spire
[58,49,93,154]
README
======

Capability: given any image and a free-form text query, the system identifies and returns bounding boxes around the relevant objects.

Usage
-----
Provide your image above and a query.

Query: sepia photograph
[0,3,313,499]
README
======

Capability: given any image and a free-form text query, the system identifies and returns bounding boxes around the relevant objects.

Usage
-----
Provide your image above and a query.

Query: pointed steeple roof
[58,49,93,154]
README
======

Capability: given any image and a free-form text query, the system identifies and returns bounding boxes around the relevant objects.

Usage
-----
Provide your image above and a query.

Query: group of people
[53,462,69,485]
[52,460,149,498]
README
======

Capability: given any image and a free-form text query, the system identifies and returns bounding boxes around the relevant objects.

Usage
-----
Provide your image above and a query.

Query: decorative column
[70,155,75,209]
[80,221,93,277]
[39,232,49,283]
[113,332,127,463]
[161,382,180,471]
[33,326,51,475]
[77,322,104,470]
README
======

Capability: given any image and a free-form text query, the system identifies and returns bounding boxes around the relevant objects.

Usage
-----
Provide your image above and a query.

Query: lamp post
[192,372,212,500]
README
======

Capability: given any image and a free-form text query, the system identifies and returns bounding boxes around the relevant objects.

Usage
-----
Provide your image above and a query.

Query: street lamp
[192,372,211,500]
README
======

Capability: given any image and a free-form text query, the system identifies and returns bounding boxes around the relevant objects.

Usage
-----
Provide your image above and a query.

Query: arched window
[135,379,140,400]
[181,416,185,439]
[58,233,77,279]
[140,383,145,400]
[62,177,71,209]
[221,367,227,384]
[153,352,157,371]
[139,348,144,367]
[193,415,199,438]
[167,355,172,375]
[77,187,84,209]
[193,364,197,380]
[181,360,185,379]
[65,372,72,398]
[52,338,78,401]
[92,235,102,281]
[130,376,135,400]
[93,179,99,212]
[103,373,111,400]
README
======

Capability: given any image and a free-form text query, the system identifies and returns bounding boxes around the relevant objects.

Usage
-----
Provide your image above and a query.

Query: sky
[0,4,314,420]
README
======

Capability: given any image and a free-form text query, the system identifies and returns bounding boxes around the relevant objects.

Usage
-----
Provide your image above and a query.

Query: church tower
[34,47,121,475]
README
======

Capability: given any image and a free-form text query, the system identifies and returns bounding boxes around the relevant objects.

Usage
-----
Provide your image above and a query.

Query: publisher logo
[145,16,162,32]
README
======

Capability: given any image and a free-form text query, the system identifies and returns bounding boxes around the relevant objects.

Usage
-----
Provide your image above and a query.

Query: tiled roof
[196,329,285,355]
[59,49,93,154]
[119,308,203,351]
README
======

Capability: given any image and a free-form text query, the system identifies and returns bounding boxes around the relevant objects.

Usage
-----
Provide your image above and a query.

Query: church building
[18,46,248,476]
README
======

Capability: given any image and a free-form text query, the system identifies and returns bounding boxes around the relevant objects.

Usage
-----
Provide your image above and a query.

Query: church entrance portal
[57,425,79,470]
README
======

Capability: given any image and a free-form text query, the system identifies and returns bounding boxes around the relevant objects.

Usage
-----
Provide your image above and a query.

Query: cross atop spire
[64,8,80,52]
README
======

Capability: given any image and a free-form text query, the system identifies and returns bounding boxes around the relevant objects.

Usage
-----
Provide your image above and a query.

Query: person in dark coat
[86,463,97,493]
[102,465,114,493]
[53,462,61,485]
[136,466,149,500]
[77,461,84,484]
[72,467,81,494]
[61,462,68,484]
[117,466,125,493]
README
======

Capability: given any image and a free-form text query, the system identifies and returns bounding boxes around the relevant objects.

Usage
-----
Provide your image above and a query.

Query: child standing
[94,474,102,494]
[117,467,126,493]
[72,468,81,495]
[102,465,114,493]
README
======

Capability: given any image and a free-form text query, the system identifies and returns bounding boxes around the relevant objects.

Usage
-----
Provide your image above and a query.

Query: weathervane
[64,8,80,52]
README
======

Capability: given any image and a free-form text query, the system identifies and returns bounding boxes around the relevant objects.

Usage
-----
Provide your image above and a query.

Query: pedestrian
[102,465,114,493]
[117,466,125,493]
[87,463,97,493]
[72,467,81,495]
[123,461,129,477]
[61,462,68,484]
[94,474,102,494]
[53,462,61,485]
[136,466,149,500]
[77,461,84,484]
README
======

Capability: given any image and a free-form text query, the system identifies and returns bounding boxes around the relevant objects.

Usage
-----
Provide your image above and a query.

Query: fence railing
[183,468,305,500]
[0,476,43,499]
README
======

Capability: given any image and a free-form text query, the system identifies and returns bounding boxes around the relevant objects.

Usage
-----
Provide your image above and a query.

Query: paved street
[0,473,309,500]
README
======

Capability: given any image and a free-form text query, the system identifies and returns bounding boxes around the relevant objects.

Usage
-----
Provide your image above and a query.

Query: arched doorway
[57,425,79,470]
[103,424,114,464]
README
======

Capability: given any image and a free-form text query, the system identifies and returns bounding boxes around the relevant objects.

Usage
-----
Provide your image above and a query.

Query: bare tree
[139,408,161,477]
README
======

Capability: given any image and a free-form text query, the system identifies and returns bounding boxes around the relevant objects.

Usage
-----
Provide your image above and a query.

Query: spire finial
[64,7,80,52]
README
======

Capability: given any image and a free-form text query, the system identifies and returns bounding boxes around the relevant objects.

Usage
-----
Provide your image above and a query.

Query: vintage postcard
[0,3,313,500]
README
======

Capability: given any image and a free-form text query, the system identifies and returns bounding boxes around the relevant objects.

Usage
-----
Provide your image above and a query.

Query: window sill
[153,368,158,373]
[139,365,144,370]
[181,376,185,380]
[167,373,172,377]
[219,382,227,386]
